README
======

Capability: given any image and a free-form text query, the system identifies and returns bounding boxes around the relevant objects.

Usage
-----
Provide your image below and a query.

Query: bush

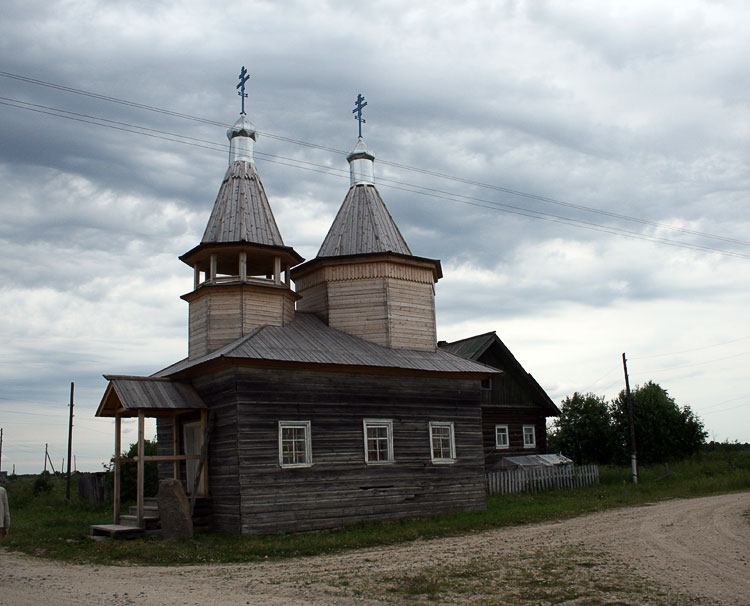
[33,471,54,495]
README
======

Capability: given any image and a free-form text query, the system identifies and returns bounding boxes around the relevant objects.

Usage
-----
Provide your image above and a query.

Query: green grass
[2,450,749,566]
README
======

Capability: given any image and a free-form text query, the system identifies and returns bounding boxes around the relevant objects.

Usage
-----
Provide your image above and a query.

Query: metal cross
[237,66,250,115]
[352,93,367,138]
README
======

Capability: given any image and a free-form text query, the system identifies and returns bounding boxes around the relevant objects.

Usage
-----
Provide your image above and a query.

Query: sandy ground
[1,492,748,605]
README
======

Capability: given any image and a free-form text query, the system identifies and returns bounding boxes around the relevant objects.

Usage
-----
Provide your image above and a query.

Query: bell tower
[180,68,303,359]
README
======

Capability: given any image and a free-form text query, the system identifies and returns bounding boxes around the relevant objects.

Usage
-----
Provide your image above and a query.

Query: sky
[0,0,748,474]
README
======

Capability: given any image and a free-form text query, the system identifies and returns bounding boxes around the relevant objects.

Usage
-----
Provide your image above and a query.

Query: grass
[2,449,749,566]
[369,546,696,605]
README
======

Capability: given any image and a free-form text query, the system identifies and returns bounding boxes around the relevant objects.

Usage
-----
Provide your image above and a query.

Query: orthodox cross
[352,93,367,138]
[237,66,250,115]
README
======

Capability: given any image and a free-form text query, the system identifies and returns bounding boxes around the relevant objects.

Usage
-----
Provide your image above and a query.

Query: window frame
[495,424,510,450]
[522,424,536,449]
[278,420,313,468]
[480,378,492,391]
[429,421,456,463]
[363,418,394,464]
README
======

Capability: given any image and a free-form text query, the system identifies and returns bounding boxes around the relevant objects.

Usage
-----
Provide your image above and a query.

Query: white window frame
[363,418,394,464]
[480,378,492,391]
[278,421,312,468]
[429,421,456,463]
[495,424,510,450]
[523,424,536,449]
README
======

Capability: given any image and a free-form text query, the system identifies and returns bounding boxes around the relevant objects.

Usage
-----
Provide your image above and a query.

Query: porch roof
[96,375,207,418]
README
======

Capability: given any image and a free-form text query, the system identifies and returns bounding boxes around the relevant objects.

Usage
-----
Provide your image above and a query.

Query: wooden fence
[486,464,599,496]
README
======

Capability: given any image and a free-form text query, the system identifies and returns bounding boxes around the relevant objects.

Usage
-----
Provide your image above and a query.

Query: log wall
[481,407,548,469]
[232,367,485,534]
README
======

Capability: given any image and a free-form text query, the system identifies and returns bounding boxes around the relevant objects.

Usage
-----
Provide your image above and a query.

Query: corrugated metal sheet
[155,312,497,377]
[201,161,285,246]
[497,454,573,469]
[317,185,412,257]
[99,376,206,416]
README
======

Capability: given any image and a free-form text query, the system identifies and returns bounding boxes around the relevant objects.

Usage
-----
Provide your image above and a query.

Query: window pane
[281,426,307,465]
[430,423,454,461]
[496,426,508,447]
[367,426,389,461]
[431,426,451,459]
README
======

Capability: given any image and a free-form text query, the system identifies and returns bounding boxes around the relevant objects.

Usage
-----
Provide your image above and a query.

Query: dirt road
[1,492,748,605]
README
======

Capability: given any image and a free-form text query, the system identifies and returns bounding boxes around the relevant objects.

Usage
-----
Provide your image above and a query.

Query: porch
[95,375,211,531]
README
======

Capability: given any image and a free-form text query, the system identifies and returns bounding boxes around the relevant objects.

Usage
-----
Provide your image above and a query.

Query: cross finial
[352,93,367,138]
[237,66,250,115]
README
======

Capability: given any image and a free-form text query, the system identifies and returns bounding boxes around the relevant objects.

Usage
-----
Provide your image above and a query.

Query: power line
[630,336,750,360]
[2,70,748,248]
[2,97,749,260]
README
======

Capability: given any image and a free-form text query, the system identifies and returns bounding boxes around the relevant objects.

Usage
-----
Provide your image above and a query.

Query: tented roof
[317,185,412,257]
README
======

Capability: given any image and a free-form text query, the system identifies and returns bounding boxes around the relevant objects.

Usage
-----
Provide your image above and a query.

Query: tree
[548,392,615,464]
[610,381,706,465]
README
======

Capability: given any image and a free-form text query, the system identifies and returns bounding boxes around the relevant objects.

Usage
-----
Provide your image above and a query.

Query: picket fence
[486,464,599,496]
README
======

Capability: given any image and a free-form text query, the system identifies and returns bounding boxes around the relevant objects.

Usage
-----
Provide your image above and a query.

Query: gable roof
[154,312,498,378]
[96,376,207,417]
[317,185,412,257]
[439,332,560,415]
[201,161,285,246]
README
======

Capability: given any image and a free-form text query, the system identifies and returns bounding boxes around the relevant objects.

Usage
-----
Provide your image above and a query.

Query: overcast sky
[1,0,748,474]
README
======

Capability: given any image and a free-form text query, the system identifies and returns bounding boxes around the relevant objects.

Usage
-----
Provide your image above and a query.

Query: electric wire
[2,96,748,260]
[2,70,748,248]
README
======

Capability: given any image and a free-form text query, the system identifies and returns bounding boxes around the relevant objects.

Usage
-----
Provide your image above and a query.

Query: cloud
[0,0,748,472]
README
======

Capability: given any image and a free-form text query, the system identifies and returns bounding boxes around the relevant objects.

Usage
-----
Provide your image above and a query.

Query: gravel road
[1,491,748,605]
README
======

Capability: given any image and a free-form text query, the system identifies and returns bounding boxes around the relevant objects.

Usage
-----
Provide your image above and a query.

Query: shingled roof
[201,161,285,246]
[317,185,412,257]
[154,312,497,378]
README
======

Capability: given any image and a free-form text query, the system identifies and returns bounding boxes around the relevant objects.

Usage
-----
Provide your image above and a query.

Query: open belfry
[94,68,556,536]
[180,110,303,358]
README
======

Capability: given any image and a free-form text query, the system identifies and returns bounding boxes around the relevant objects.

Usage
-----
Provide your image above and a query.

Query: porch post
[113,414,121,524]
[137,411,145,527]
[200,409,208,496]
[172,416,180,481]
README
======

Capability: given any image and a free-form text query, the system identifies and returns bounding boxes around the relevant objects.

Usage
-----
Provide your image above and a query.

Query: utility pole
[44,443,48,472]
[66,382,74,503]
[622,353,638,484]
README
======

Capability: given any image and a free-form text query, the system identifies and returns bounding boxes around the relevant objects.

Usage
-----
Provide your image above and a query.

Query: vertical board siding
[486,464,599,496]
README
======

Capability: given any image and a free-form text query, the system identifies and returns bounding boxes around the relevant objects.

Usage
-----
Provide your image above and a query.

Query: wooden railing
[486,464,599,496]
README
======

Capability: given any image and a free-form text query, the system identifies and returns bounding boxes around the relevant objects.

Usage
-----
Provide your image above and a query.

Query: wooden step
[119,514,160,530]
[89,524,145,540]
[128,504,159,516]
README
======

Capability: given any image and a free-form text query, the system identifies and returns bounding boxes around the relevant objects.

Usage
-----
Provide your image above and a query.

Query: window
[495,424,509,449]
[429,422,456,462]
[480,378,492,390]
[363,419,394,463]
[523,424,536,449]
[278,421,312,467]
